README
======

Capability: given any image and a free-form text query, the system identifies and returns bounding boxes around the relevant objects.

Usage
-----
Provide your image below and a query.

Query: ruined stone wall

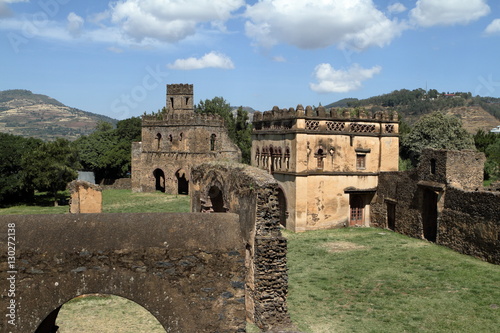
[373,149,499,264]
[0,213,245,333]
[439,186,500,264]
[132,117,240,194]
[67,180,102,214]
[418,149,485,190]
[190,162,290,330]
[371,171,423,238]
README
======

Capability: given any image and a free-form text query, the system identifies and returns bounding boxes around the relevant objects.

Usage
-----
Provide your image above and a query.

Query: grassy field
[2,190,499,332]
[0,189,191,215]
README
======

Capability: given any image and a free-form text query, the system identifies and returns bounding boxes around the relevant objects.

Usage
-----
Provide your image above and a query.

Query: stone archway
[175,169,189,195]
[277,187,288,227]
[0,213,246,333]
[48,294,165,332]
[153,168,165,192]
[208,185,225,212]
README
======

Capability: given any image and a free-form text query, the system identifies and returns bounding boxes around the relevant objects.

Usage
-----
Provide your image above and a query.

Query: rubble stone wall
[0,213,245,333]
[191,162,290,330]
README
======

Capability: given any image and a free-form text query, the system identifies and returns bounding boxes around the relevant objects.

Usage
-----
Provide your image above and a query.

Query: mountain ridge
[0,89,117,141]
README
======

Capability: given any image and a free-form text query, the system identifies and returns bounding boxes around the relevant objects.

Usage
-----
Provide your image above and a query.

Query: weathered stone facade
[131,84,240,194]
[0,213,246,333]
[67,180,102,213]
[190,162,290,330]
[372,148,499,264]
[252,106,399,232]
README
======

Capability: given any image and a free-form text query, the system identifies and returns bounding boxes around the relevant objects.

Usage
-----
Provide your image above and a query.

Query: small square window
[356,154,366,170]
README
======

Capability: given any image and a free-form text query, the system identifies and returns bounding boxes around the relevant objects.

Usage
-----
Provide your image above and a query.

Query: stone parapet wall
[142,113,225,127]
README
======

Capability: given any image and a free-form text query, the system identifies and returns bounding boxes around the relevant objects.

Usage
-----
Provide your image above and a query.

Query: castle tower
[166,84,194,115]
[251,106,399,232]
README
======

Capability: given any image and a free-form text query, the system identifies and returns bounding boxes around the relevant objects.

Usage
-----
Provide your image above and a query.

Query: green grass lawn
[285,228,500,333]
[0,189,191,215]
[2,190,498,332]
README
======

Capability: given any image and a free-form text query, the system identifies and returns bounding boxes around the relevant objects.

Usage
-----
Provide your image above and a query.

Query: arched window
[210,134,216,151]
[155,133,162,150]
[255,147,260,166]
[169,134,173,142]
[285,147,290,170]
[179,132,183,141]
[315,147,325,170]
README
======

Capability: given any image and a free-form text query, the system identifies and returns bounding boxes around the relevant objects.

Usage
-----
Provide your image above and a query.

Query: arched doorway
[208,186,225,212]
[176,169,189,195]
[277,187,287,227]
[37,294,165,333]
[153,169,165,192]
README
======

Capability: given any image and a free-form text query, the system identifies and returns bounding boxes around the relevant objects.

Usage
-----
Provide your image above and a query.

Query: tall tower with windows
[131,84,240,194]
[166,84,194,115]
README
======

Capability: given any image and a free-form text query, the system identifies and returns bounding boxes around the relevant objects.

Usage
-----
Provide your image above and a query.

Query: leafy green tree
[73,118,141,182]
[22,138,80,206]
[196,97,236,141]
[401,111,475,164]
[235,107,252,164]
[0,133,42,205]
[485,139,500,181]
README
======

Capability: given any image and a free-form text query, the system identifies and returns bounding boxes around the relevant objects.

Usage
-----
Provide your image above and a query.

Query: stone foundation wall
[0,213,245,333]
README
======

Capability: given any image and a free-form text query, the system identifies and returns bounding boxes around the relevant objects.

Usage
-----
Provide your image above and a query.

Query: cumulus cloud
[67,12,84,37]
[387,3,407,14]
[310,63,381,93]
[110,0,244,43]
[484,19,500,35]
[167,51,235,70]
[410,0,490,27]
[244,0,406,51]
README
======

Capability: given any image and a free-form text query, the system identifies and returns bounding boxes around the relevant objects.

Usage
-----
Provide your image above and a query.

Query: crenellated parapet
[167,83,193,95]
[253,105,399,134]
[142,112,225,127]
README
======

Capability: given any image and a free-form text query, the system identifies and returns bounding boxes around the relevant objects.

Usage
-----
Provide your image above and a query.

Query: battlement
[253,105,398,123]
[142,112,225,127]
[167,83,193,95]
[252,105,399,134]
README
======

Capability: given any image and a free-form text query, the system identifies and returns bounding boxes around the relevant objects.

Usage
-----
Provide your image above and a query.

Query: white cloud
[272,55,286,62]
[167,51,235,70]
[67,12,84,37]
[110,0,244,43]
[310,63,381,93]
[387,3,406,14]
[484,19,500,35]
[410,0,490,27]
[244,0,406,51]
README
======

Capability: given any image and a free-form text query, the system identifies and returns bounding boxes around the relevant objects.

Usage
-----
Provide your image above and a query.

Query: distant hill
[0,90,117,141]
[326,89,500,134]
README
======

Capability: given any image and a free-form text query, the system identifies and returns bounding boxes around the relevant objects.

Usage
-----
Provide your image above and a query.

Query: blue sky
[1,0,500,120]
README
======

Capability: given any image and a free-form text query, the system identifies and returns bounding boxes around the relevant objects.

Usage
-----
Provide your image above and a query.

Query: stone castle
[251,106,399,231]
[131,84,240,194]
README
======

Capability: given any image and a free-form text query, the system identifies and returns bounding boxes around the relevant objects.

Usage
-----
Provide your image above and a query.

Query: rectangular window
[356,154,366,170]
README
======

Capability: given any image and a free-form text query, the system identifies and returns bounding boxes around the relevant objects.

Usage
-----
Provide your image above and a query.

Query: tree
[0,133,42,206]
[485,139,500,181]
[22,138,80,206]
[401,111,475,164]
[196,97,236,141]
[73,118,142,182]
[235,107,252,164]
